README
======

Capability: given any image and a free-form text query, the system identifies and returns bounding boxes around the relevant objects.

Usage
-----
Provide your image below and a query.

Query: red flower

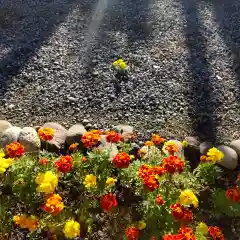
[152,166,166,176]
[163,226,196,240]
[39,158,49,165]
[208,226,224,240]
[143,175,159,192]
[112,152,131,168]
[162,156,184,174]
[170,203,193,222]
[6,142,24,158]
[226,187,240,203]
[38,128,54,141]
[126,226,140,240]
[152,237,157,240]
[138,164,153,179]
[100,193,118,212]
[155,194,165,205]
[54,155,73,173]
[106,131,122,143]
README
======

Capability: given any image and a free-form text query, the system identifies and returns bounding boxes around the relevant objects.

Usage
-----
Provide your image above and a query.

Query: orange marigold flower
[155,194,165,205]
[152,166,166,177]
[152,134,165,145]
[112,152,131,168]
[144,141,154,147]
[226,187,240,203]
[208,226,224,240]
[38,128,54,141]
[138,164,153,179]
[170,202,193,222]
[100,193,118,212]
[42,194,64,216]
[54,155,73,173]
[163,156,184,174]
[39,158,49,165]
[106,131,122,143]
[13,214,39,232]
[200,155,208,162]
[164,141,179,155]
[69,143,79,152]
[82,156,87,162]
[178,225,196,240]
[81,130,101,148]
[6,142,24,158]
[143,175,159,192]
[126,226,140,240]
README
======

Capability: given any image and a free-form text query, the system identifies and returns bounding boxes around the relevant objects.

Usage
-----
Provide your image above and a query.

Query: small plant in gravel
[0,128,238,239]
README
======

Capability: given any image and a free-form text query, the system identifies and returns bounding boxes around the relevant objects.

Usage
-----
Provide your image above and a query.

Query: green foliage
[213,188,240,217]
[193,163,217,185]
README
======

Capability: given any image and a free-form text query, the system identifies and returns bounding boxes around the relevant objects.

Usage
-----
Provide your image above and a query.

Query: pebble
[217,145,238,170]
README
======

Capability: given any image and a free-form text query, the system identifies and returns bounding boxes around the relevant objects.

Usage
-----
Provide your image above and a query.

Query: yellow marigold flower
[84,174,97,189]
[63,220,80,239]
[179,189,199,208]
[196,222,208,235]
[0,149,5,157]
[35,171,58,193]
[0,157,13,174]
[106,177,117,186]
[137,220,146,230]
[163,140,179,155]
[144,141,154,147]
[207,147,224,163]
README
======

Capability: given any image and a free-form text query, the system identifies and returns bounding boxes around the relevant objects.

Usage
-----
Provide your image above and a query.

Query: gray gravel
[1,0,240,142]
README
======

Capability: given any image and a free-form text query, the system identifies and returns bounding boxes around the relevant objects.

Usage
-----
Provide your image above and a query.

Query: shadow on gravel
[84,0,153,67]
[211,0,240,99]
[0,0,95,98]
[182,0,216,141]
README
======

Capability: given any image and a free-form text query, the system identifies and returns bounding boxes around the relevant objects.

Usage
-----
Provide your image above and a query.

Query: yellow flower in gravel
[35,171,58,193]
[106,177,117,187]
[112,59,127,70]
[84,174,97,189]
[0,157,13,174]
[180,189,199,208]
[196,222,208,235]
[207,147,224,163]
[63,220,80,239]
[137,220,146,230]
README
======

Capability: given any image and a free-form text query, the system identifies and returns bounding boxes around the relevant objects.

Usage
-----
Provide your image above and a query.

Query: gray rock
[66,124,86,145]
[229,140,240,158]
[18,127,41,153]
[0,120,12,138]
[41,122,67,150]
[114,124,134,141]
[185,136,199,147]
[200,142,213,155]
[98,135,118,159]
[0,126,21,147]
[217,145,238,170]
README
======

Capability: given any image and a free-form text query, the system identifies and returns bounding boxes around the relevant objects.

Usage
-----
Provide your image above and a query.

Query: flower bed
[0,127,240,239]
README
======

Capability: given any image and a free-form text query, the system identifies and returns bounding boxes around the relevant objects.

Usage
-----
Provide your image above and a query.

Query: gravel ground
[1,0,240,142]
